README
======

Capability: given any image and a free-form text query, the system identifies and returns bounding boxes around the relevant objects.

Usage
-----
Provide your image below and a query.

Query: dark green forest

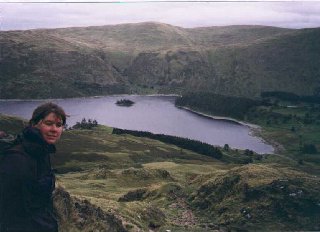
[175,92,261,119]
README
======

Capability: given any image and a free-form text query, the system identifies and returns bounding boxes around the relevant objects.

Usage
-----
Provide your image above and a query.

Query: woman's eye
[43,121,63,127]
[56,123,63,128]
[44,121,54,126]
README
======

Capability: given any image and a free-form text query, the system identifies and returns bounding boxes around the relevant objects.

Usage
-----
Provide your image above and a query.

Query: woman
[0,102,66,232]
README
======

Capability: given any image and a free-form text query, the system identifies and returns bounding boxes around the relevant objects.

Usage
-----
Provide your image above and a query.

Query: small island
[115,99,135,107]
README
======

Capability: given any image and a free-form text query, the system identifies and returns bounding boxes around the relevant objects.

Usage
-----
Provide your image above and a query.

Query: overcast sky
[1,0,320,31]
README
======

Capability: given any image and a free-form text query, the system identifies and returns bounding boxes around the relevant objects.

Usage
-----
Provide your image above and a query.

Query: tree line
[175,92,261,120]
[112,128,223,160]
[261,91,320,104]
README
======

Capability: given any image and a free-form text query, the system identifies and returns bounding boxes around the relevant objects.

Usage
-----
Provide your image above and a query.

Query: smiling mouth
[47,135,57,139]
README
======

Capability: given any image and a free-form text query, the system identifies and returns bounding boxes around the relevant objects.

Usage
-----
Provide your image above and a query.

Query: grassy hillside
[1,23,319,98]
[204,28,320,97]
[0,30,128,98]
[1,114,319,231]
[185,25,293,47]
[176,92,320,175]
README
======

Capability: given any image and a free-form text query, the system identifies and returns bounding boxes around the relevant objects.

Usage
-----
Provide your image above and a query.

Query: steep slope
[203,28,320,97]
[49,23,292,51]
[125,28,320,97]
[53,187,128,232]
[0,22,319,98]
[51,22,195,52]
[0,30,128,98]
[190,164,320,231]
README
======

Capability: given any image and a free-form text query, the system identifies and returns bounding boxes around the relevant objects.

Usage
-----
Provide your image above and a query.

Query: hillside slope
[0,22,319,98]
[0,30,128,98]
[1,114,319,231]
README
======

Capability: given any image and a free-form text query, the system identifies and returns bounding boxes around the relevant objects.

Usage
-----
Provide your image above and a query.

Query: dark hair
[29,102,67,126]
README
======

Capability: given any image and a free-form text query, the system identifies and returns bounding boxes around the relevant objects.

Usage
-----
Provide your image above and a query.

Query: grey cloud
[1,1,320,31]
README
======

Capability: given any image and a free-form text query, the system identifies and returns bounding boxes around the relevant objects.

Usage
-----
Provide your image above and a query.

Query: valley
[1,22,320,231]
[1,101,319,231]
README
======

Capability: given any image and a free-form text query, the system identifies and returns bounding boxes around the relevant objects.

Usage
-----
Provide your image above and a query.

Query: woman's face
[35,112,63,144]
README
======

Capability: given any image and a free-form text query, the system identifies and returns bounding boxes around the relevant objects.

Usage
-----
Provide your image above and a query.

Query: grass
[1,111,319,231]
[189,163,320,231]
[246,103,320,175]
[54,126,319,231]
[51,126,238,231]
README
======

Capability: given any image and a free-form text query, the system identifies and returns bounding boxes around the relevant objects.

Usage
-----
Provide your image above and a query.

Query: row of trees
[112,128,223,160]
[261,91,320,104]
[70,118,98,130]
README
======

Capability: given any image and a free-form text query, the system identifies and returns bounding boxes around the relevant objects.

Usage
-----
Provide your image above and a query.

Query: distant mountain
[0,22,319,98]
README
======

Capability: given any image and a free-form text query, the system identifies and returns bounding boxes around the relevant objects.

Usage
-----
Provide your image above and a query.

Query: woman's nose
[50,124,60,131]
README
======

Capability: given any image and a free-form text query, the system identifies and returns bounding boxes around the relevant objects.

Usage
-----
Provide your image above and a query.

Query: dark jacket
[0,127,58,232]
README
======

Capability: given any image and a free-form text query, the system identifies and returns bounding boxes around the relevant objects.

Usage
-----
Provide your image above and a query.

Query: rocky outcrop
[189,164,320,231]
[125,50,212,93]
[118,188,148,202]
[53,186,128,232]
[121,168,173,180]
[141,206,166,230]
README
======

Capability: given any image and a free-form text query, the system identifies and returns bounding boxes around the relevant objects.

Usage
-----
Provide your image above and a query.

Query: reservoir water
[0,95,274,154]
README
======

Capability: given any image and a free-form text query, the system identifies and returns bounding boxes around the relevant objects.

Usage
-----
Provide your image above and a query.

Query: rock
[121,168,173,180]
[53,186,128,232]
[141,206,166,230]
[118,188,148,202]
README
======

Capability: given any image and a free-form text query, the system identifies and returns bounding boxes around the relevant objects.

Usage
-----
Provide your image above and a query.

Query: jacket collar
[17,126,56,158]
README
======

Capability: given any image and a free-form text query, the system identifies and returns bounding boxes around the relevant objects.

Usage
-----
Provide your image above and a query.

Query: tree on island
[115,99,135,107]
[71,118,98,130]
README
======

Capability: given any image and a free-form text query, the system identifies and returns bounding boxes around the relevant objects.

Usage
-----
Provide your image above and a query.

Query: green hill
[1,114,319,231]
[1,22,319,98]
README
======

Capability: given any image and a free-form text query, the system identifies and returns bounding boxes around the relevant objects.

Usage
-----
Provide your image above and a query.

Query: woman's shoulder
[1,144,33,175]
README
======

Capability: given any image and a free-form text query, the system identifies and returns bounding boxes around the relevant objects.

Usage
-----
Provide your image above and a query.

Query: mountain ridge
[0,22,319,99]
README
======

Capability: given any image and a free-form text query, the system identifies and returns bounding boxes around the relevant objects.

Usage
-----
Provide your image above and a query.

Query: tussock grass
[2,115,319,231]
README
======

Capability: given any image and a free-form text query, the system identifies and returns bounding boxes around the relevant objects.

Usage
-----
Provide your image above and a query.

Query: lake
[0,95,274,154]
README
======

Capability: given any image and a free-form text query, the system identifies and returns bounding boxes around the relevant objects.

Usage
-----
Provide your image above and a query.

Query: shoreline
[177,106,280,154]
[176,106,260,128]
[249,126,285,154]
[0,94,180,102]
[1,96,280,154]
